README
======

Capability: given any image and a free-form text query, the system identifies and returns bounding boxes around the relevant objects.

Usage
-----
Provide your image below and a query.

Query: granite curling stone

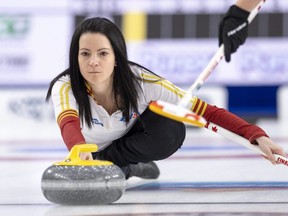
[41,144,126,205]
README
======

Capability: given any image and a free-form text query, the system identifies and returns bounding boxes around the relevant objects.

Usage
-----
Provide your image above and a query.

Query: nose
[89,55,99,67]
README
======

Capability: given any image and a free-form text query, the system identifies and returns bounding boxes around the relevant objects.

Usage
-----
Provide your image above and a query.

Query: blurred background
[0,0,287,144]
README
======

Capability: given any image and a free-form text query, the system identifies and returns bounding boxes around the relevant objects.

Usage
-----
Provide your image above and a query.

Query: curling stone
[41,144,126,205]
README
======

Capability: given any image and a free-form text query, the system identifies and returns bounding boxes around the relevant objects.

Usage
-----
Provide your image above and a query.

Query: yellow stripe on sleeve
[191,97,198,111]
[65,85,71,109]
[195,100,203,115]
[200,102,207,116]
[59,83,68,111]
[140,73,160,81]
[57,109,79,125]
[191,97,208,117]
[59,82,71,111]
[140,73,186,97]
[141,72,207,116]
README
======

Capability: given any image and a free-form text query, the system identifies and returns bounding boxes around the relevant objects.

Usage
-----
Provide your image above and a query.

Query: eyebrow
[98,48,111,51]
[79,48,111,51]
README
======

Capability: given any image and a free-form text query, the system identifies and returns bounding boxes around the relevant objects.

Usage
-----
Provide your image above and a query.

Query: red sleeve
[57,110,86,150]
[192,98,268,144]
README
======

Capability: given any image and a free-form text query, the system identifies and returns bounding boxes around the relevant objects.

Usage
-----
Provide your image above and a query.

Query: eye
[100,51,108,56]
[80,51,89,56]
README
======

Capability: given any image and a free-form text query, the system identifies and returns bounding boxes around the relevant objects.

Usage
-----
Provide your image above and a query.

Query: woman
[46,17,285,179]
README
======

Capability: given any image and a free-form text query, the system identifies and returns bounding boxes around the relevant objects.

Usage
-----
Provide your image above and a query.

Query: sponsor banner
[68,0,288,13]
[0,0,68,12]
[0,14,72,85]
[1,0,287,14]
[128,38,288,85]
[0,88,60,140]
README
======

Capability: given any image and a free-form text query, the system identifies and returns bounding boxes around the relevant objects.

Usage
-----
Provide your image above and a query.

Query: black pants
[93,108,186,167]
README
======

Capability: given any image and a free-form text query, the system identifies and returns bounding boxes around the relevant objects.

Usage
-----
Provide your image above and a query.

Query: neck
[89,82,119,115]
[89,78,113,99]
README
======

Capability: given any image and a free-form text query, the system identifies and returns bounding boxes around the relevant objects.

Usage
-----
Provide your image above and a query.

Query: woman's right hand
[79,152,93,160]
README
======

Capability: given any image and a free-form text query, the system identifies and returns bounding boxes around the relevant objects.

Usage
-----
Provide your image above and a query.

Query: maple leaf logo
[212,126,218,132]
[205,122,218,132]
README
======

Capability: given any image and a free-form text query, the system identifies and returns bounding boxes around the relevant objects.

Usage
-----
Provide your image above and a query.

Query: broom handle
[205,121,288,167]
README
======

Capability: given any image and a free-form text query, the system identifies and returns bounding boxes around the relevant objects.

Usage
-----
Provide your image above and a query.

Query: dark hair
[46,17,142,127]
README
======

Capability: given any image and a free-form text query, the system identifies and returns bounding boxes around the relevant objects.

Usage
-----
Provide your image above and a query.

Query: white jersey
[51,64,189,150]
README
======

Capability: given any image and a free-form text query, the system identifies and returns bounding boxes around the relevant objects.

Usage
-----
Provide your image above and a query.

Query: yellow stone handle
[54,144,113,166]
[67,144,98,162]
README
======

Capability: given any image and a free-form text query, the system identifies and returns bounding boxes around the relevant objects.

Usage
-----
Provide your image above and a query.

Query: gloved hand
[218,5,250,62]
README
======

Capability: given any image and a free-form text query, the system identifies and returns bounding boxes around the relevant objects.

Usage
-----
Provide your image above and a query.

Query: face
[78,32,116,87]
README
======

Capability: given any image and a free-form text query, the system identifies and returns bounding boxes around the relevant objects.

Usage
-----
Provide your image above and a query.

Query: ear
[114,61,117,67]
